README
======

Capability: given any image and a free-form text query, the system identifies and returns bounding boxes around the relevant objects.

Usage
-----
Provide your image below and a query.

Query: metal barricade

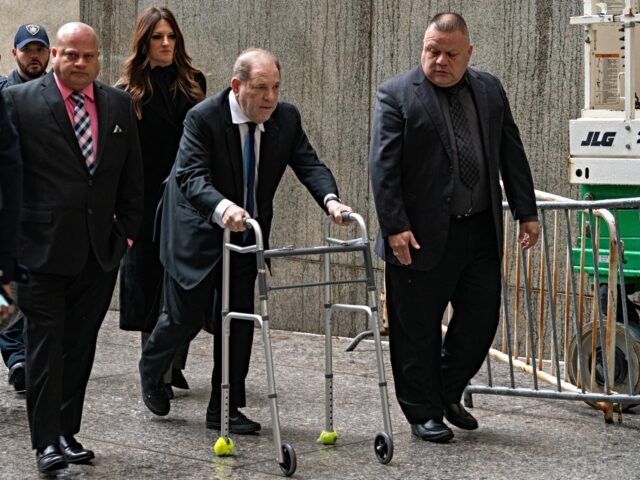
[464,194,640,422]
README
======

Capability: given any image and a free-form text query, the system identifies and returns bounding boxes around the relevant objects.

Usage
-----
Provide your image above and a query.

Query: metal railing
[464,193,640,423]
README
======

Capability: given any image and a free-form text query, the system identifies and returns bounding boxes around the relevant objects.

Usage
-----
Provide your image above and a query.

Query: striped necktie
[70,92,95,174]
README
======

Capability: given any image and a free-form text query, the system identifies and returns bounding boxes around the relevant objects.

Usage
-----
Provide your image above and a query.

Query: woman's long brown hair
[117,6,205,119]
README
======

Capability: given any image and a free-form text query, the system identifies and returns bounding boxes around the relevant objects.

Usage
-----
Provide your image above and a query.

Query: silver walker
[214,212,394,476]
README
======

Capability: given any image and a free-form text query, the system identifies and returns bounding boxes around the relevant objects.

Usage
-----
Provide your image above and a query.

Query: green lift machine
[568,0,640,403]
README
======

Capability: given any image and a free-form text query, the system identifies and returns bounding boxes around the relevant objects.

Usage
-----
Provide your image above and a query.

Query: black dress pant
[18,252,118,449]
[139,249,257,417]
[385,211,501,423]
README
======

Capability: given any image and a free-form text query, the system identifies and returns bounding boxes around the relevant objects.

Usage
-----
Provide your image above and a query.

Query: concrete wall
[81,0,585,336]
[0,0,80,76]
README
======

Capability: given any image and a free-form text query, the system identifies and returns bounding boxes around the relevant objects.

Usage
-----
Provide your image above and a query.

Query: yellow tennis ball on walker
[317,430,338,445]
[214,437,235,456]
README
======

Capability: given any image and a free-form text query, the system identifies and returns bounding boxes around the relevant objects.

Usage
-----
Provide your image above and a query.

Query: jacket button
[88,208,93,215]
[88,179,93,186]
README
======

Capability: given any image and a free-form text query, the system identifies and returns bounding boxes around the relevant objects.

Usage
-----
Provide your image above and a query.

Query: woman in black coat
[117,6,206,396]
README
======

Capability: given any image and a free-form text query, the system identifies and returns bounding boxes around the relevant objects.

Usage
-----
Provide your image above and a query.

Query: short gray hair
[233,48,281,82]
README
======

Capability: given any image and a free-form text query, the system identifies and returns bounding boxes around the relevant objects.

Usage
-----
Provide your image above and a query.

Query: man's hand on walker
[326,200,353,226]
[222,204,250,232]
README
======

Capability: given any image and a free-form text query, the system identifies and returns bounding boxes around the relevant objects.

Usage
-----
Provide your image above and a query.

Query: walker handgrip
[243,217,253,228]
[341,212,353,222]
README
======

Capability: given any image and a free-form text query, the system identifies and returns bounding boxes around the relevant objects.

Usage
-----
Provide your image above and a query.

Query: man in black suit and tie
[369,13,539,443]
[3,23,143,473]
[139,48,352,433]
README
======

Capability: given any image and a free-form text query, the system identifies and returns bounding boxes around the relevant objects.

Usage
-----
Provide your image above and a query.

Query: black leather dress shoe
[410,418,454,443]
[444,403,478,430]
[59,435,95,464]
[8,361,26,393]
[206,409,261,434]
[141,380,170,416]
[36,444,67,473]
[171,369,190,390]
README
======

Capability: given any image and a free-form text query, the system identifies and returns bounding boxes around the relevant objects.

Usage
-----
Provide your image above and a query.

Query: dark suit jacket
[369,66,537,271]
[0,92,22,283]
[159,87,339,289]
[2,71,143,275]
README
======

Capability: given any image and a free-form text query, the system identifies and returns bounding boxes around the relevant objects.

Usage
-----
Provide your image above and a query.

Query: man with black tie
[3,23,143,473]
[369,13,539,443]
[139,48,351,433]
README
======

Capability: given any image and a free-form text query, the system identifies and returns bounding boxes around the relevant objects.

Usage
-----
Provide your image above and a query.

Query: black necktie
[244,122,257,217]
[447,84,479,189]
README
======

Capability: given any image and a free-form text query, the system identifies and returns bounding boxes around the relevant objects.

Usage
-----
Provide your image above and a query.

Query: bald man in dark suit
[3,22,143,473]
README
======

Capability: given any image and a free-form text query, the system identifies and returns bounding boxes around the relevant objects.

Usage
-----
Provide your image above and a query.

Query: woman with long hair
[117,6,206,398]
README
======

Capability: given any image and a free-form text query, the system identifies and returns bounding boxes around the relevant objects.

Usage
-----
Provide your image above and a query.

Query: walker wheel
[374,431,393,464]
[279,442,297,476]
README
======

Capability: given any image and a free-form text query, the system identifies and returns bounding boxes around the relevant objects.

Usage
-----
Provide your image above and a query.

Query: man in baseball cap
[0,23,50,395]
[0,24,50,91]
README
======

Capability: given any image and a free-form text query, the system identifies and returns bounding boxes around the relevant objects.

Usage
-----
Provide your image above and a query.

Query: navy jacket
[0,92,23,282]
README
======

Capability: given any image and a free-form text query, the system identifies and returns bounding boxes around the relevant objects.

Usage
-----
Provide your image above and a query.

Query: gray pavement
[1,311,639,479]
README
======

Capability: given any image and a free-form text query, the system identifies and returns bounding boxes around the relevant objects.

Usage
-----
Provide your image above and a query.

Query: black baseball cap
[14,24,50,49]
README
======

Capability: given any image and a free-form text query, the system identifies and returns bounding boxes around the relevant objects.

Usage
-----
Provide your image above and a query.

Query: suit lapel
[40,72,84,162]
[468,69,492,165]
[223,99,244,199]
[413,67,453,160]
[94,82,109,170]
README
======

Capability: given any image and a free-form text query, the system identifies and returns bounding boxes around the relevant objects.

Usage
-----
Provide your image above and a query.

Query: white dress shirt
[212,91,265,227]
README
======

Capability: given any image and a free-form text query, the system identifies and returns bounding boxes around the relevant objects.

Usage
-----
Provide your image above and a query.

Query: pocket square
[113,124,122,133]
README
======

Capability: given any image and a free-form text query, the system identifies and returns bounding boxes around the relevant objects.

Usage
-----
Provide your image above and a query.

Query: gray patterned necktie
[447,84,479,189]
[70,92,95,174]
